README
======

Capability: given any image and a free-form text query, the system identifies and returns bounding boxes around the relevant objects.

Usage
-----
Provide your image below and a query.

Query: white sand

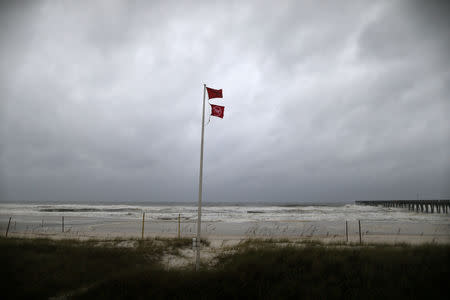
[1,214,449,245]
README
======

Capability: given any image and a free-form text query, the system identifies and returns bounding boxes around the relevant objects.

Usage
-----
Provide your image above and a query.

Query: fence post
[358,220,362,244]
[62,216,64,233]
[141,212,145,240]
[178,214,181,239]
[5,217,11,237]
[345,220,348,243]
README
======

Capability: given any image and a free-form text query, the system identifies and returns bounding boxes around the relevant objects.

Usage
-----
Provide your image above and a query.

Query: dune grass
[1,237,449,299]
[0,237,191,299]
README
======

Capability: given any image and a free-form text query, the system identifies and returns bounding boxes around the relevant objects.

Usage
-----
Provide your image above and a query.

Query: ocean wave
[38,208,143,213]
[0,203,448,224]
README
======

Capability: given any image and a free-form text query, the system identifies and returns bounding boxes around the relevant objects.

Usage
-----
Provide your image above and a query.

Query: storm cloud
[1,0,449,203]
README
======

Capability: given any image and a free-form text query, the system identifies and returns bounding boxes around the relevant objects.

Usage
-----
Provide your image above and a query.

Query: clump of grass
[296,239,324,246]
[151,237,193,255]
[237,238,290,247]
[200,238,211,247]
[227,238,325,252]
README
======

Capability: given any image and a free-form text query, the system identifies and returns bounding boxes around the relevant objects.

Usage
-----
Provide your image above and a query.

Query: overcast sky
[1,0,449,204]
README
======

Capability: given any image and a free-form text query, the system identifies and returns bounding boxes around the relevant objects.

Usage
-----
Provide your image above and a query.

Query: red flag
[206,87,223,99]
[210,104,225,118]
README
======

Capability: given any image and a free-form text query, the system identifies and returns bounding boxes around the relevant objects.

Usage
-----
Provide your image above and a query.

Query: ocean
[0,202,448,223]
[1,202,449,243]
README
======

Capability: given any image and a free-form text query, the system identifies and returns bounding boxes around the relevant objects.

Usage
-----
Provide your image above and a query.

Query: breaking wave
[0,202,449,224]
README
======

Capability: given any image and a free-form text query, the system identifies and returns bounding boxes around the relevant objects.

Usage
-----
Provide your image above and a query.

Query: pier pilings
[355,200,450,214]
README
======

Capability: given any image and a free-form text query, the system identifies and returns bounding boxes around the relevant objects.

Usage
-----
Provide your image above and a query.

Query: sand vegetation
[1,237,449,299]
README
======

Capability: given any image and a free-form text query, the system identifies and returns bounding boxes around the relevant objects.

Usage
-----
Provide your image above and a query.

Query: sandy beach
[2,213,449,245]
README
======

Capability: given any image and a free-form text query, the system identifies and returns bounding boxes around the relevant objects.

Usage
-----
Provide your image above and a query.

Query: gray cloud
[1,0,449,204]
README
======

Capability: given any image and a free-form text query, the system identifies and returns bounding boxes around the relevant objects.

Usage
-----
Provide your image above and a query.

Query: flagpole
[196,83,206,271]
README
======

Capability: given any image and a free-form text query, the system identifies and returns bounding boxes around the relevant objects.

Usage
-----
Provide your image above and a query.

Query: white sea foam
[0,203,448,224]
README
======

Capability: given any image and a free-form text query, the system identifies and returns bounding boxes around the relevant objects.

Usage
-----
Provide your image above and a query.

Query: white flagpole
[196,83,206,271]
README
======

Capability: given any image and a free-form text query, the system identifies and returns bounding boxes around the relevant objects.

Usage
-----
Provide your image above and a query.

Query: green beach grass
[1,237,449,299]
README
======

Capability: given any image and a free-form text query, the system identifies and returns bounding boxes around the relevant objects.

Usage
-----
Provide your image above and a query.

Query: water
[0,202,448,223]
[1,202,448,243]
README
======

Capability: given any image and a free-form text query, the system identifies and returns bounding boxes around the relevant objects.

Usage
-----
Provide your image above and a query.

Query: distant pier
[355,200,450,214]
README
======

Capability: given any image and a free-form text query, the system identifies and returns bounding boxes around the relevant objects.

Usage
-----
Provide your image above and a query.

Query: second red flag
[210,104,225,119]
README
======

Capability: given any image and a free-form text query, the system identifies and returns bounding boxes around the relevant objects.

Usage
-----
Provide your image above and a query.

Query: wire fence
[1,214,449,244]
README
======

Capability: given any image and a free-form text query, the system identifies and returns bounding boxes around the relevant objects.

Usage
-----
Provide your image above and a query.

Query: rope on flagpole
[205,94,212,126]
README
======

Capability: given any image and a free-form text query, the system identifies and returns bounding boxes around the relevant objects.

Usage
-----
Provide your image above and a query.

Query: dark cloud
[1,0,449,204]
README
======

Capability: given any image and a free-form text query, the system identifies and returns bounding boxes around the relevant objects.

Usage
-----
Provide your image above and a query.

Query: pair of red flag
[206,87,224,119]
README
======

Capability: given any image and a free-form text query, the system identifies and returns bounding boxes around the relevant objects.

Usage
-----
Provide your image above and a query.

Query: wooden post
[358,220,362,244]
[178,214,181,239]
[5,217,11,237]
[141,212,145,240]
[345,220,348,243]
[62,216,64,233]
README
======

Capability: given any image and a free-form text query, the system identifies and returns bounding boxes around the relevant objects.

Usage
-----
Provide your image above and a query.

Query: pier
[355,200,450,214]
